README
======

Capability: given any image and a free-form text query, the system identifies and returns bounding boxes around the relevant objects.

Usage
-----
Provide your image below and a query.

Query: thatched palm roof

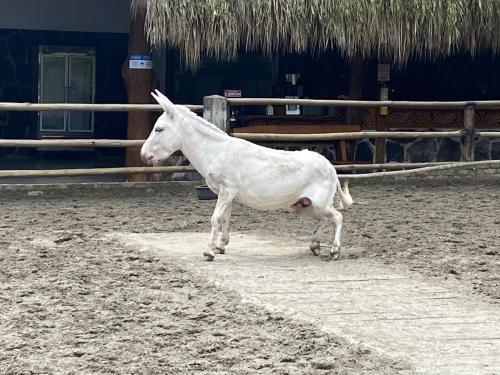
[132,0,500,70]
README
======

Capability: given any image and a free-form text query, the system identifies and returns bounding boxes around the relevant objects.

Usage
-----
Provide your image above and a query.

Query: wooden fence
[0,102,203,112]
[222,97,500,163]
[0,98,499,179]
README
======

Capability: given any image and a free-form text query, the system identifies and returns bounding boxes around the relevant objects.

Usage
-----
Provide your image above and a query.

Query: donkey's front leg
[215,204,232,254]
[204,188,235,261]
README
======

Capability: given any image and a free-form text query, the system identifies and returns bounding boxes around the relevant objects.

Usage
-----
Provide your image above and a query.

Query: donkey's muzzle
[140,150,154,165]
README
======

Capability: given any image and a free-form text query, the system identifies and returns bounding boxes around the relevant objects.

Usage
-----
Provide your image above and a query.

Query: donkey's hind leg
[323,205,343,260]
[309,219,323,256]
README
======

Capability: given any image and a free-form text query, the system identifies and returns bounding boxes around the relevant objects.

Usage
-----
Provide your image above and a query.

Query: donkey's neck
[176,109,230,178]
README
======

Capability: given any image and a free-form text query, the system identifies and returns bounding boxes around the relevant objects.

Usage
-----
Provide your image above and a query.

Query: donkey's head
[141,90,183,165]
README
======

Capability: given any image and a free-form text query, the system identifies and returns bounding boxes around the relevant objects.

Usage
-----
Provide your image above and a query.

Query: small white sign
[380,86,389,101]
[129,54,153,70]
[224,89,242,98]
[286,96,300,115]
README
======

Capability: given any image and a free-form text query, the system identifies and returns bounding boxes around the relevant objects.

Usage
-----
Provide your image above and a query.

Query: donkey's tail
[335,176,354,210]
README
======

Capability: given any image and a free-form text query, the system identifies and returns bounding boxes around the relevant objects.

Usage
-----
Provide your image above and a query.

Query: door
[39,47,95,137]
[68,56,94,132]
[39,55,67,132]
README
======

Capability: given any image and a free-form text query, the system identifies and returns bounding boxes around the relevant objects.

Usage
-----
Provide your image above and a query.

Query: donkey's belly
[234,188,305,211]
[235,196,292,211]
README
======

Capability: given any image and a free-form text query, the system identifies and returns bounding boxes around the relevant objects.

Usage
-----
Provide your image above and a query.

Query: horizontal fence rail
[227,98,500,109]
[337,160,500,179]
[478,131,500,138]
[0,166,195,178]
[231,130,464,141]
[0,102,203,112]
[0,139,144,147]
[0,139,144,148]
[1,161,498,179]
[4,99,500,112]
[334,161,463,171]
[1,131,499,149]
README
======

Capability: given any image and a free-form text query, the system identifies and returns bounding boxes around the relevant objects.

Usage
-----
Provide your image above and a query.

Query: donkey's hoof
[203,251,215,261]
[310,246,321,256]
[330,248,341,261]
[309,242,321,256]
[215,247,225,254]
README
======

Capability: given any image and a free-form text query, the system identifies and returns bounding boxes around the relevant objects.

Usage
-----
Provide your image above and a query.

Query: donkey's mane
[175,105,227,135]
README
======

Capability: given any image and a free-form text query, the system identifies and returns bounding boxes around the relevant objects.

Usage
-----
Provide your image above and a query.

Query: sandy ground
[0,182,498,374]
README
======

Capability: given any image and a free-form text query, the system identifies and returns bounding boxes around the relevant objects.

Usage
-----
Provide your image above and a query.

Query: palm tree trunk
[122,3,153,182]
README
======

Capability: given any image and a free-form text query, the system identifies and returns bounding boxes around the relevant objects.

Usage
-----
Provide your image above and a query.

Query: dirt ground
[0,181,498,374]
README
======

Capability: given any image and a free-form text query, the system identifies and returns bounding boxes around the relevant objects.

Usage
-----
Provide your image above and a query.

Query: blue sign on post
[129,54,153,70]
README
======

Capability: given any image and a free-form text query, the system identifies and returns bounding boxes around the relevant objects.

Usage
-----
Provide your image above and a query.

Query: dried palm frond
[131,0,500,70]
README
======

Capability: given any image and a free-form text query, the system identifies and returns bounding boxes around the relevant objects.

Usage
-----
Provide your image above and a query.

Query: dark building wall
[0,0,128,34]
[0,28,128,142]
[280,51,350,100]
[169,52,273,105]
[390,54,500,101]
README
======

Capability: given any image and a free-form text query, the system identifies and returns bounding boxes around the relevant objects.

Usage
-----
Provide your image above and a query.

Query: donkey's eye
[154,127,164,133]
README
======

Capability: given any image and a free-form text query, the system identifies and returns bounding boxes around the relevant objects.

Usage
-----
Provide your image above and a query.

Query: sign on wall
[129,54,153,70]
[224,89,242,98]
[285,96,300,115]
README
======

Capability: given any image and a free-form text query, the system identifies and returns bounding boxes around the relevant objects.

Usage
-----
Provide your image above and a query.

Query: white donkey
[141,90,353,261]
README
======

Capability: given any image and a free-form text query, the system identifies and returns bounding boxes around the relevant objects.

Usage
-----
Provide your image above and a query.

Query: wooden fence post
[463,104,475,162]
[203,95,229,132]
[375,112,387,163]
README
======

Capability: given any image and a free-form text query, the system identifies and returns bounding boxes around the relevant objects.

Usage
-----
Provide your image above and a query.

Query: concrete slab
[115,232,500,375]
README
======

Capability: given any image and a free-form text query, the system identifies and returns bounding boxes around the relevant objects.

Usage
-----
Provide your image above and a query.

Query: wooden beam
[2,161,497,178]
[0,139,143,147]
[374,112,387,163]
[231,131,462,142]
[477,131,500,138]
[227,98,500,109]
[0,166,195,178]
[0,102,202,112]
[338,160,500,179]
[232,124,361,134]
[334,161,465,171]
[346,56,364,124]
[0,131,464,149]
[462,105,475,162]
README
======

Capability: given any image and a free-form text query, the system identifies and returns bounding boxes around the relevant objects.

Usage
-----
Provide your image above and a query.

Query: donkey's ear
[151,90,176,114]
